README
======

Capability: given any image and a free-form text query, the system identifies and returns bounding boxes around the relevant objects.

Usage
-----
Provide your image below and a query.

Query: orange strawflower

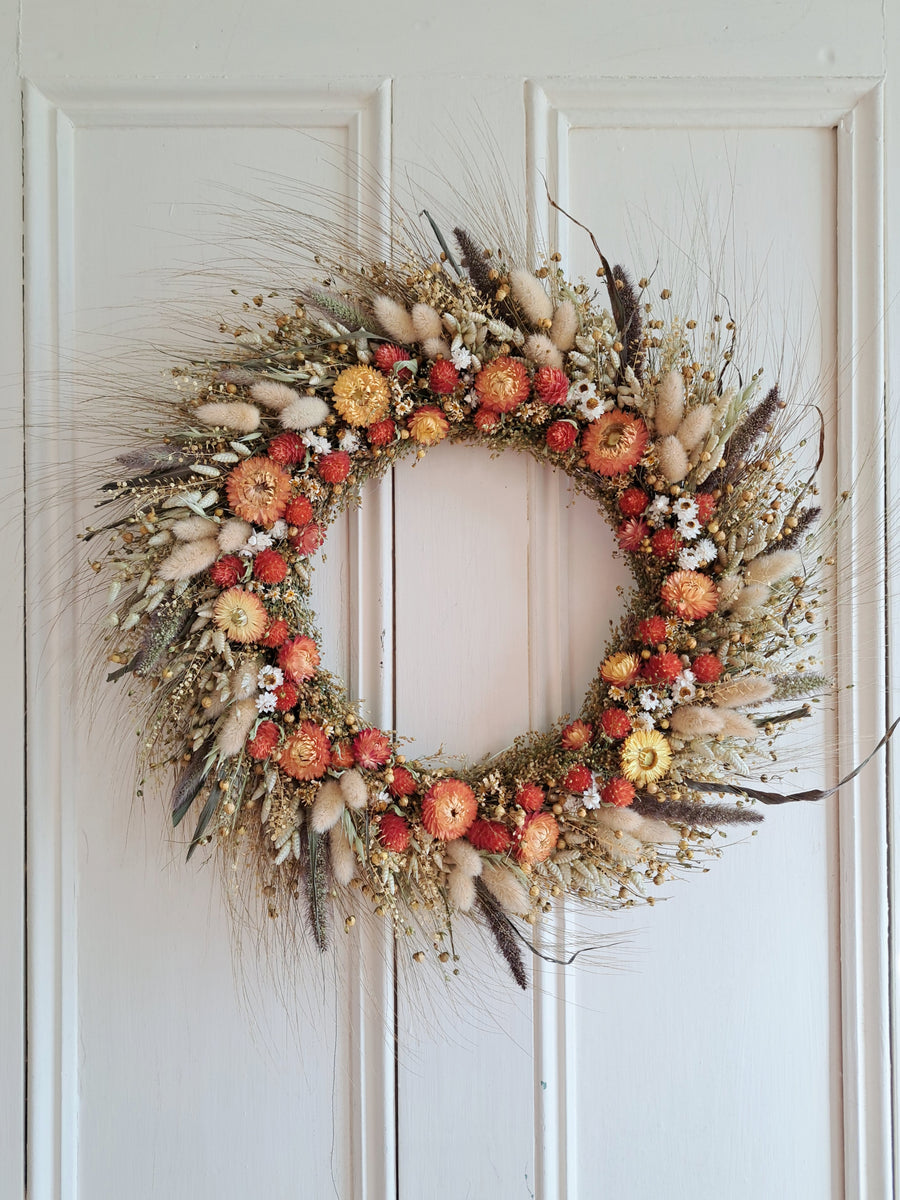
[278,721,331,781]
[421,778,476,841]
[561,720,593,750]
[661,569,719,621]
[278,635,320,683]
[600,651,641,686]
[331,365,391,427]
[474,356,530,413]
[408,405,449,445]
[582,412,648,475]
[514,812,559,865]
[226,456,292,526]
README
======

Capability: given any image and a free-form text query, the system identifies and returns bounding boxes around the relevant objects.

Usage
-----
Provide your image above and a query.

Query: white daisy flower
[301,431,331,456]
[269,520,287,541]
[258,664,284,692]
[255,692,277,714]
[581,778,603,810]
[646,495,671,526]
[693,537,717,565]
[672,671,696,703]
[639,690,660,712]
[338,429,361,454]
[678,547,701,570]
[673,497,698,520]
[655,694,674,715]
[451,345,472,370]
[631,712,655,730]
[678,516,702,541]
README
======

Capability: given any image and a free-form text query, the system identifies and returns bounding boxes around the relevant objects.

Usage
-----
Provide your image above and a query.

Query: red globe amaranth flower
[475,356,530,413]
[619,487,649,517]
[546,420,578,452]
[421,778,477,841]
[318,451,351,484]
[210,555,244,588]
[367,418,396,446]
[291,522,326,557]
[643,651,683,685]
[600,708,632,739]
[408,405,450,445]
[330,740,355,770]
[261,618,289,648]
[247,720,279,760]
[388,765,417,798]
[563,764,593,793]
[661,570,719,621]
[582,412,648,476]
[267,431,307,466]
[695,492,717,523]
[378,812,411,852]
[279,721,331,781]
[601,776,635,808]
[692,653,723,683]
[561,720,593,750]
[467,819,513,853]
[252,548,288,584]
[428,359,459,394]
[273,680,299,712]
[285,495,314,526]
[637,615,668,645]
[374,342,413,382]
[533,365,569,405]
[516,783,546,812]
[226,456,292,526]
[651,528,681,560]
[514,812,559,865]
[617,518,649,553]
[473,406,500,433]
[352,727,392,770]
[278,635,320,683]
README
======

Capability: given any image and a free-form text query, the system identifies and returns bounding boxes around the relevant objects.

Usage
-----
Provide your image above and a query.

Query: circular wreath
[88,211,825,987]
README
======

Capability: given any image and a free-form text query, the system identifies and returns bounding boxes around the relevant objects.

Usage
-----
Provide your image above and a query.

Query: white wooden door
[10,3,898,1198]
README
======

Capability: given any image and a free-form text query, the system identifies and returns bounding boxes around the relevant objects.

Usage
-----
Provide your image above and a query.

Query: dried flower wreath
[86,201,839,988]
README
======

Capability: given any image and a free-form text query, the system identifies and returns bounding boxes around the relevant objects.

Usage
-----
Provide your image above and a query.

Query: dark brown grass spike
[474,878,528,990]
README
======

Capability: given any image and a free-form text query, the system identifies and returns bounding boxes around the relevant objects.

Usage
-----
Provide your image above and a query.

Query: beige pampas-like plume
[654,370,685,435]
[744,549,802,585]
[194,402,260,433]
[669,705,727,736]
[447,869,476,912]
[727,583,771,619]
[279,395,330,430]
[481,862,528,914]
[633,816,681,845]
[218,518,252,553]
[229,658,261,700]
[329,822,356,886]
[157,537,220,580]
[719,711,760,739]
[217,698,257,756]
[656,434,690,482]
[550,300,578,351]
[421,335,451,359]
[509,268,553,326]
[249,380,299,411]
[713,675,775,708]
[172,515,217,541]
[593,807,644,836]
[411,303,443,342]
[676,405,714,452]
[523,333,564,369]
[339,769,368,810]
[446,839,483,877]
[373,295,416,344]
[311,779,344,833]
[717,575,743,607]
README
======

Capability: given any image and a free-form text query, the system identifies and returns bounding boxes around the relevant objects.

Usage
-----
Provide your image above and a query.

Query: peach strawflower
[582,412,648,475]
[421,778,476,841]
[278,721,331,781]
[661,569,719,621]
[408,405,449,445]
[212,588,268,644]
[620,729,672,787]
[226,456,292,526]
[600,651,641,686]
[514,812,559,865]
[352,727,392,769]
[331,365,391,427]
[474,356,530,413]
[278,635,320,683]
[561,720,593,750]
